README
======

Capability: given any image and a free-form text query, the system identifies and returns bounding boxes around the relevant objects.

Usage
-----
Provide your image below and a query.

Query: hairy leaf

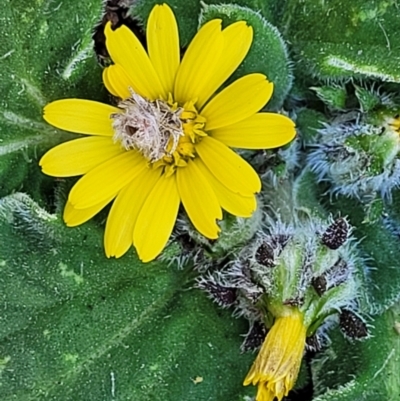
[0,193,254,400]
[284,0,400,81]
[312,304,400,401]
[0,0,105,196]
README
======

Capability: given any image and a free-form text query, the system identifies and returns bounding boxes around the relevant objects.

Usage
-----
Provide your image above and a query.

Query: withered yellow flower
[40,4,295,262]
[244,309,306,401]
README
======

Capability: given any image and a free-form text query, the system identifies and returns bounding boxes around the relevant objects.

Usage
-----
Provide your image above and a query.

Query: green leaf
[295,108,327,145]
[284,0,400,81]
[0,193,253,400]
[354,84,381,113]
[293,169,328,220]
[311,85,347,110]
[311,304,400,400]
[0,0,105,196]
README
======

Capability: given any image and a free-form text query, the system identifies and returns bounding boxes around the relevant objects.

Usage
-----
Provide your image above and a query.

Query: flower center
[111,90,183,162]
[111,90,207,174]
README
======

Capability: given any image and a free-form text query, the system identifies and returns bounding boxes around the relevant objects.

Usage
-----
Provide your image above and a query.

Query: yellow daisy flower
[40,3,295,262]
[243,309,307,401]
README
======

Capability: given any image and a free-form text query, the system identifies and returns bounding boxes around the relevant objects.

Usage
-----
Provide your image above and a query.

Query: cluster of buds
[307,80,400,201]
[198,216,368,401]
[307,110,400,200]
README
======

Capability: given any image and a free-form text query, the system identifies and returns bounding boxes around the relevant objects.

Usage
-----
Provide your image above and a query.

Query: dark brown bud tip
[255,242,275,267]
[339,309,369,339]
[322,218,349,250]
[198,281,237,308]
[241,321,268,352]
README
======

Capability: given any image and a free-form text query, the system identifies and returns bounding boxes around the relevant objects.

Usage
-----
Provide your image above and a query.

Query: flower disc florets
[112,90,184,162]
[112,90,209,177]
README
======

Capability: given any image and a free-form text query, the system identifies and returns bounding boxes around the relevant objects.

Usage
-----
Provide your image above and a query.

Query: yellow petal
[197,21,253,110]
[69,151,147,209]
[104,167,161,258]
[103,64,132,99]
[256,383,276,401]
[196,136,261,196]
[40,136,124,177]
[63,197,114,227]
[102,66,119,98]
[177,160,222,238]
[134,174,180,263]
[174,19,224,106]
[104,22,165,100]
[201,74,273,130]
[147,4,180,95]
[195,159,256,217]
[211,113,296,149]
[44,99,119,136]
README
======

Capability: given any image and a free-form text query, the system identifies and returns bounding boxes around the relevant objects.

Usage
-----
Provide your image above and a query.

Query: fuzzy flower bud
[307,110,400,200]
[243,308,307,401]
